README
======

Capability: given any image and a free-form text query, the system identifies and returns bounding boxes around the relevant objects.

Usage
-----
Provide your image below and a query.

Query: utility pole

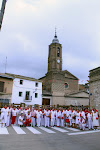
[0,0,7,30]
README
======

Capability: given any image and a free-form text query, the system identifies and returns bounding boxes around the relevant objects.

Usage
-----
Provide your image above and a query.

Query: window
[19,92,22,97]
[57,47,60,57]
[35,82,38,87]
[0,81,4,92]
[35,93,38,98]
[25,91,30,100]
[65,83,68,88]
[20,80,23,85]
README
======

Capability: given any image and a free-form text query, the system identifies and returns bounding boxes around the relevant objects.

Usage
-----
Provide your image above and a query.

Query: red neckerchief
[61,110,63,113]
[4,107,7,109]
[57,110,59,112]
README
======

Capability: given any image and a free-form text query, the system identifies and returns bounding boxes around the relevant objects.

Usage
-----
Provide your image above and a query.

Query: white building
[5,73,42,106]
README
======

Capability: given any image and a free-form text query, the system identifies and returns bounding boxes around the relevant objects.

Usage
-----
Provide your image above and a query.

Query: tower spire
[55,27,57,38]
[52,27,59,44]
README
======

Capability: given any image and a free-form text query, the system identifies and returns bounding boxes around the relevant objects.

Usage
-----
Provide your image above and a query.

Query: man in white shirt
[11,106,17,125]
[7,104,12,126]
[3,105,8,127]
[51,109,56,127]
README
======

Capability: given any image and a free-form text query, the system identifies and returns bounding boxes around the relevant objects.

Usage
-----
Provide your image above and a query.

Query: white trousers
[7,115,11,126]
[37,118,40,127]
[45,117,49,127]
[56,118,60,126]
[88,120,93,129]
[15,115,19,125]
[69,119,72,126]
[31,117,35,127]
[4,114,8,124]
[61,119,64,127]
[82,124,86,130]
[41,117,45,126]
[1,113,4,124]
[51,118,55,127]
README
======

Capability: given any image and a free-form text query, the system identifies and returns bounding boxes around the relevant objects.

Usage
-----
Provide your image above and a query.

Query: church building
[39,32,89,106]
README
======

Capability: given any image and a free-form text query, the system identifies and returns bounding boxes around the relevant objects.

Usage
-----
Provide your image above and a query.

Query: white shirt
[12,109,17,116]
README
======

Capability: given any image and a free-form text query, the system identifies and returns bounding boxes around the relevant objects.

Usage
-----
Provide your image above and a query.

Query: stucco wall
[11,78,42,105]
[65,97,89,106]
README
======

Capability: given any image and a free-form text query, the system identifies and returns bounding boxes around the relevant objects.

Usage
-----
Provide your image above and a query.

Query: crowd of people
[0,105,99,131]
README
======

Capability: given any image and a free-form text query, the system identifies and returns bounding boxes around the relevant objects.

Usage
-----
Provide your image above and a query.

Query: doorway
[42,98,50,105]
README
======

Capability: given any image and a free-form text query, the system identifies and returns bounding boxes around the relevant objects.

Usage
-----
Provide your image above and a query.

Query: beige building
[0,74,13,107]
[65,91,89,106]
[39,33,89,106]
[89,67,100,112]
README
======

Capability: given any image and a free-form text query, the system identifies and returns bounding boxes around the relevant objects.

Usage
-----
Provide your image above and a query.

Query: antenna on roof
[5,56,7,73]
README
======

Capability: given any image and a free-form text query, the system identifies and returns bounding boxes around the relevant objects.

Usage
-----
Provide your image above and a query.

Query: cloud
[0,0,100,82]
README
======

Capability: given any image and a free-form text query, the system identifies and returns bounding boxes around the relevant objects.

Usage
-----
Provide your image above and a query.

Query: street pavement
[0,126,100,150]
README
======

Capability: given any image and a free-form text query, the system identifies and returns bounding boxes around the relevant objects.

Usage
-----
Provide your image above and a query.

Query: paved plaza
[0,126,100,150]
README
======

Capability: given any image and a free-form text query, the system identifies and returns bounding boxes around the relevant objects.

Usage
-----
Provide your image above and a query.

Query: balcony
[24,99,32,102]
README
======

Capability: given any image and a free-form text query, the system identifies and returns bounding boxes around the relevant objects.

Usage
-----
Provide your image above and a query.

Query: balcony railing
[24,99,32,102]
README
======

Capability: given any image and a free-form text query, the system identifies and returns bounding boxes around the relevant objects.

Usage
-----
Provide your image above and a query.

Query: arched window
[65,83,68,88]
[57,47,60,57]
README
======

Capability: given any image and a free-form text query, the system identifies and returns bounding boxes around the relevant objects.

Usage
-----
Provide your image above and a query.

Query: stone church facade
[39,33,89,106]
[89,67,100,112]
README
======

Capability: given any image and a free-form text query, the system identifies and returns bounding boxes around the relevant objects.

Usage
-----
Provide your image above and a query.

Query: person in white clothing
[87,110,94,130]
[31,109,36,127]
[18,113,24,127]
[81,117,86,131]
[15,106,20,125]
[61,110,64,127]
[75,109,80,128]
[3,105,8,127]
[26,111,31,126]
[51,109,56,127]
[7,105,12,126]
[36,109,42,127]
[11,106,17,125]
[72,109,76,128]
[68,109,72,127]
[45,109,50,127]
[93,108,99,130]
[1,107,5,127]
[41,109,45,126]
[56,109,61,127]
[24,107,28,117]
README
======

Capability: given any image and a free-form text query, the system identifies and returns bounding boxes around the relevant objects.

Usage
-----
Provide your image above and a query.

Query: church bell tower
[48,31,62,72]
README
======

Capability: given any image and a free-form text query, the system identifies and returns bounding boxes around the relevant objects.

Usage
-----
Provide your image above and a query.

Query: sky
[0,0,100,84]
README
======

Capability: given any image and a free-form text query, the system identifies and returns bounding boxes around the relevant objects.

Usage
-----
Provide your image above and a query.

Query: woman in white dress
[93,108,99,130]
